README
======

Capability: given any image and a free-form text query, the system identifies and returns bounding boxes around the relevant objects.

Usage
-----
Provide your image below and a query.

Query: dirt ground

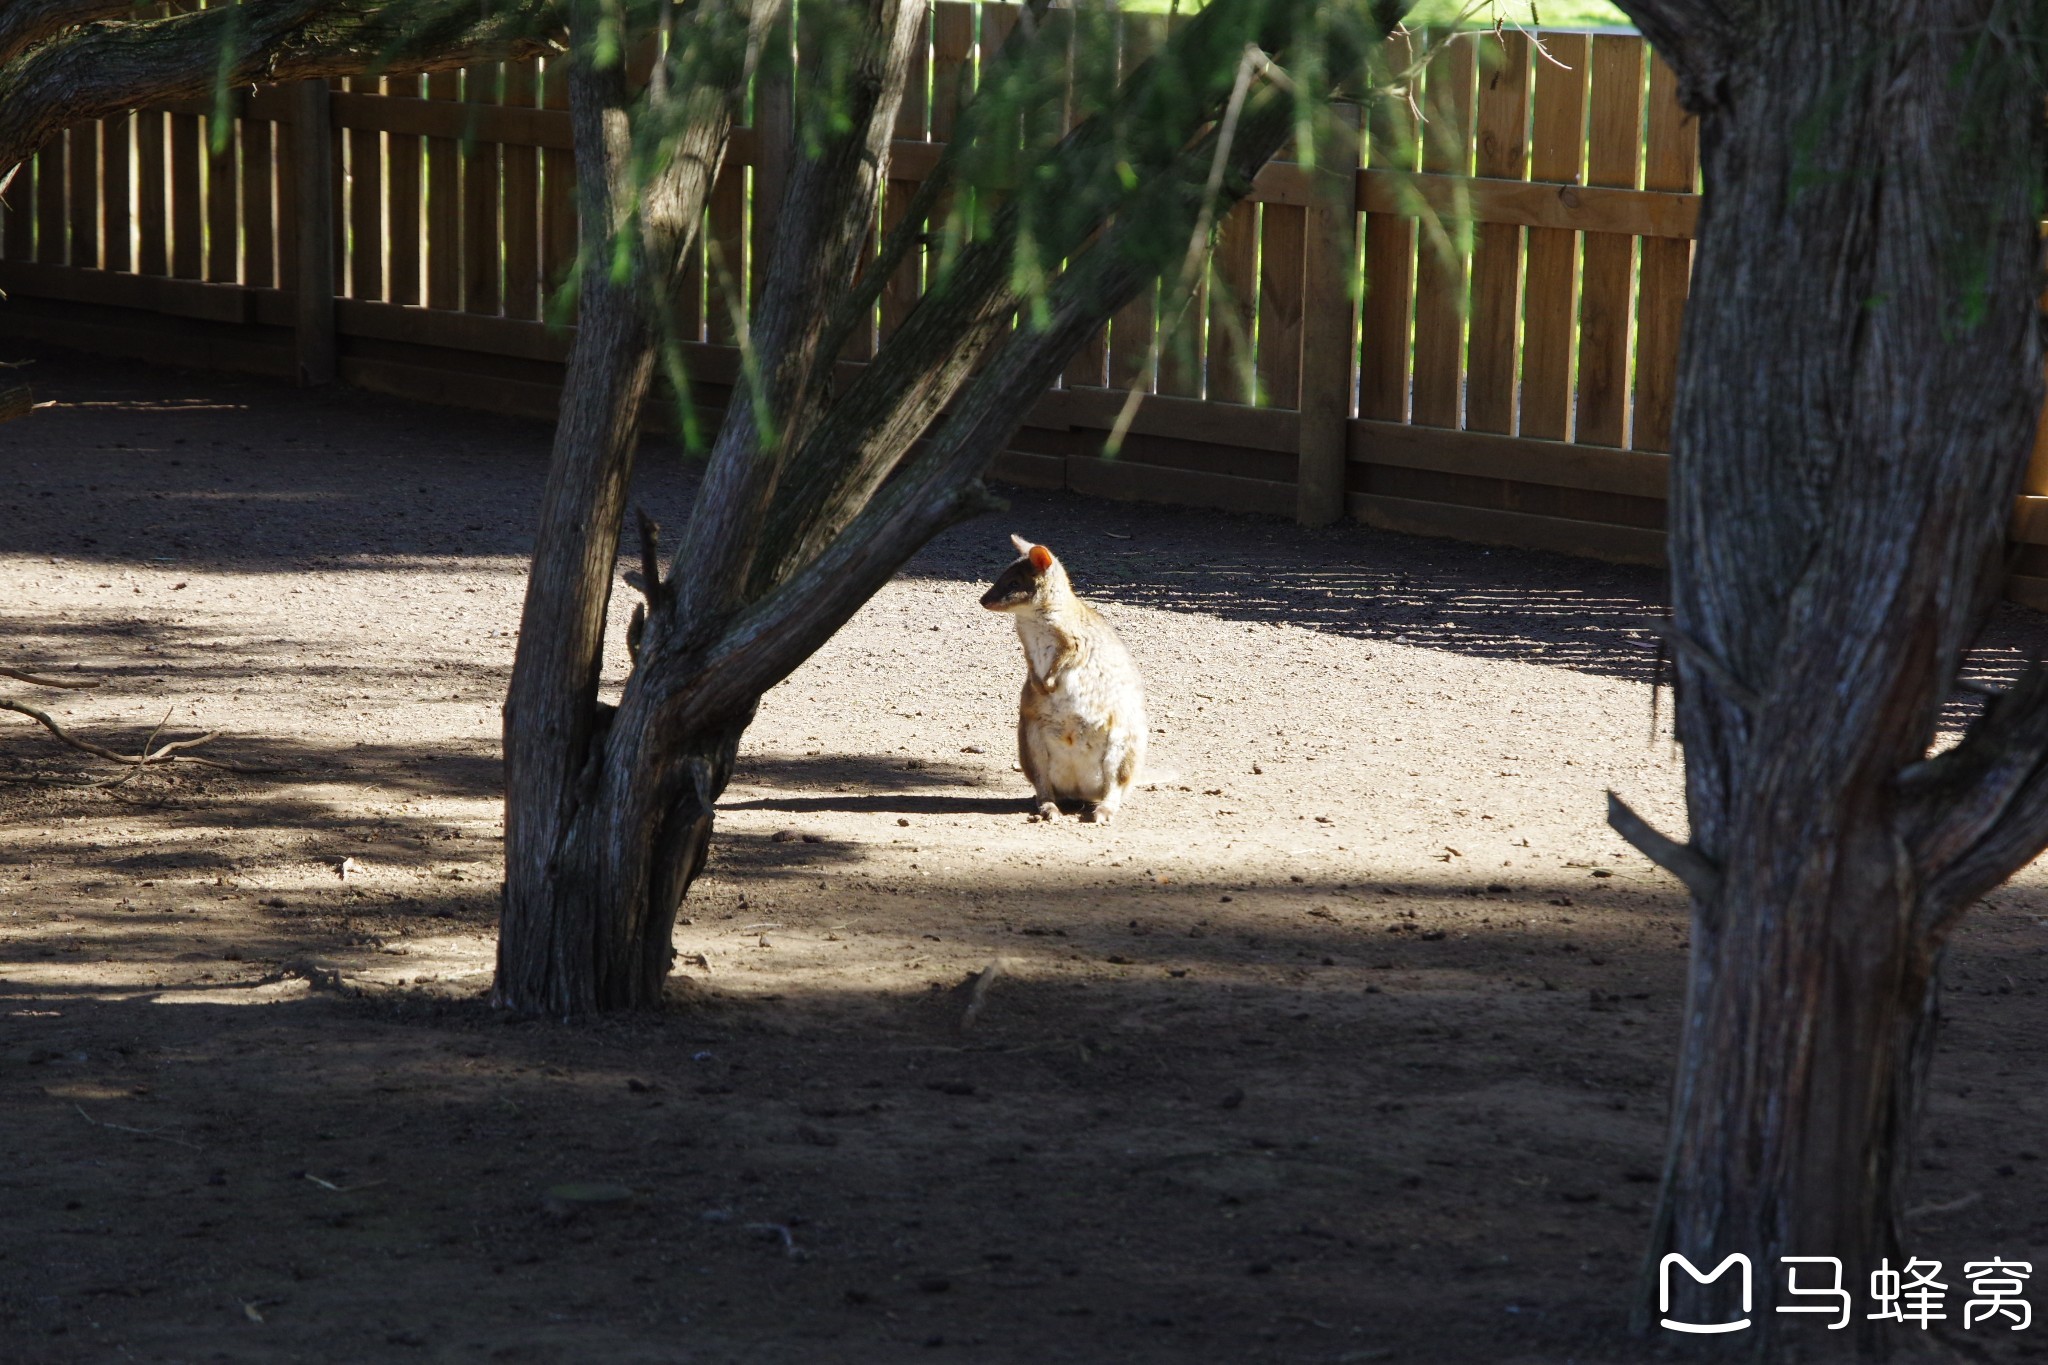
[3,355,2048,1365]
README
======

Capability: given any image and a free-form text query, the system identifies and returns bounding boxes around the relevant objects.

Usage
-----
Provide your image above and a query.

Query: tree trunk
[1616,4,2048,1351]
[496,0,751,1016]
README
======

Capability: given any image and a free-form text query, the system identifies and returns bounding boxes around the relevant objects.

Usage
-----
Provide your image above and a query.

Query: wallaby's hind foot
[1030,800,1059,822]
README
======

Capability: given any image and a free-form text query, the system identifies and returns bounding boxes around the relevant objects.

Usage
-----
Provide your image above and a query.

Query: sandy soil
[3,355,2047,1364]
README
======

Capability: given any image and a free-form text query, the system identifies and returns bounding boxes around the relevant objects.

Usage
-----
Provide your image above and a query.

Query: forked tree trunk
[496,0,756,1015]
[1614,3,2048,1352]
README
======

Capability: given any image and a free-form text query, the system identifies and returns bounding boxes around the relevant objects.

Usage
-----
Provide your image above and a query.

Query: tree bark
[0,0,554,178]
[1613,4,2048,1351]
[496,0,763,1016]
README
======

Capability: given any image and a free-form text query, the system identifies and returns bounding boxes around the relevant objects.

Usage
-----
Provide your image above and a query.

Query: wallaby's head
[980,534,1064,612]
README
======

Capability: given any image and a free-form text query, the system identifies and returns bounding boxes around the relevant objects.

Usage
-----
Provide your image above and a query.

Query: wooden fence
[6,12,2048,607]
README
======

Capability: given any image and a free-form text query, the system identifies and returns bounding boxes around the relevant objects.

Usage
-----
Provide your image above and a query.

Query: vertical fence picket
[1061,18,1110,390]
[425,71,460,310]
[1,155,31,261]
[1204,201,1258,405]
[1631,53,1695,453]
[1254,200,1305,407]
[705,158,746,345]
[462,63,502,314]
[1155,11,1209,401]
[1463,31,1528,435]
[541,59,576,315]
[930,2,973,140]
[136,111,165,274]
[241,115,273,287]
[102,115,131,272]
[878,6,930,346]
[1358,32,1418,423]
[292,79,337,385]
[68,124,99,269]
[275,103,298,298]
[330,80,346,296]
[1408,34,1474,429]
[205,114,237,282]
[346,77,382,299]
[1296,107,1362,524]
[1107,11,1165,393]
[1574,34,1643,448]
[385,74,422,305]
[502,60,540,320]
[35,135,65,264]
[1516,31,1587,442]
[170,108,201,277]
[927,0,973,355]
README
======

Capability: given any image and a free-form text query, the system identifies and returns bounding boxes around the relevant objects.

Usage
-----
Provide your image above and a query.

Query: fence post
[1294,107,1358,527]
[291,78,336,386]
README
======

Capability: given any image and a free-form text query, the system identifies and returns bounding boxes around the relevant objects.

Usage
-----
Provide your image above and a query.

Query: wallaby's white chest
[1015,615,1071,693]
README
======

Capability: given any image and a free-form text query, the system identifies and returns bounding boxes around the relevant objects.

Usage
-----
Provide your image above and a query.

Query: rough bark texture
[496,0,762,1017]
[1612,2,2048,1351]
[491,0,1365,1015]
[0,0,554,178]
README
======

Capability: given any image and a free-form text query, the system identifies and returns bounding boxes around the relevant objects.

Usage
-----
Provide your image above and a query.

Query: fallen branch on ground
[0,665,97,690]
[0,698,282,774]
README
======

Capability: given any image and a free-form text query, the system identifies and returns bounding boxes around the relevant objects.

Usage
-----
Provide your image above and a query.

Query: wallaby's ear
[1009,533,1034,558]
[1028,544,1054,572]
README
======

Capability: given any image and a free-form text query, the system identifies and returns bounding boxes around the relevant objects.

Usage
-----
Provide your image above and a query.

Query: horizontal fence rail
[7,12,2048,607]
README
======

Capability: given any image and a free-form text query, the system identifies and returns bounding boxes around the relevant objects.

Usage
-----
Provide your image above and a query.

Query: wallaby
[980,535,1147,823]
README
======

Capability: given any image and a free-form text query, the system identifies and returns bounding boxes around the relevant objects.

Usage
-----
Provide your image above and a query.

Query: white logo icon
[1660,1253,1752,1335]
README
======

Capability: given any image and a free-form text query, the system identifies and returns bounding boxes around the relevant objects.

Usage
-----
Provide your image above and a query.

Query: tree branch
[0,697,275,772]
[640,78,1305,734]
[0,0,554,175]
[1607,790,1722,899]
[1608,1,1750,111]
[1902,663,2048,925]
[754,0,1336,591]
[674,0,929,624]
[0,0,133,71]
[0,663,97,689]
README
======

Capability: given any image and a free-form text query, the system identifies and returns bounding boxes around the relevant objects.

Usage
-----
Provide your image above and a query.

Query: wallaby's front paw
[1031,801,1059,822]
[1082,804,1114,825]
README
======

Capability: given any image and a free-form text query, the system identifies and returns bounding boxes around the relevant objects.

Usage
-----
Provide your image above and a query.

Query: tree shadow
[724,791,1030,817]
[915,486,2048,720]
[1,856,2037,1364]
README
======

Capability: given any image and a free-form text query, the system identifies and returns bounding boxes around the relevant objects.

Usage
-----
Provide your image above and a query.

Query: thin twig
[0,666,98,690]
[0,698,279,772]
[75,1103,203,1151]
[95,707,174,790]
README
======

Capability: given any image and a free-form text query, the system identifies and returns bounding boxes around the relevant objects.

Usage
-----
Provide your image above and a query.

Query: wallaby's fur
[980,535,1148,823]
